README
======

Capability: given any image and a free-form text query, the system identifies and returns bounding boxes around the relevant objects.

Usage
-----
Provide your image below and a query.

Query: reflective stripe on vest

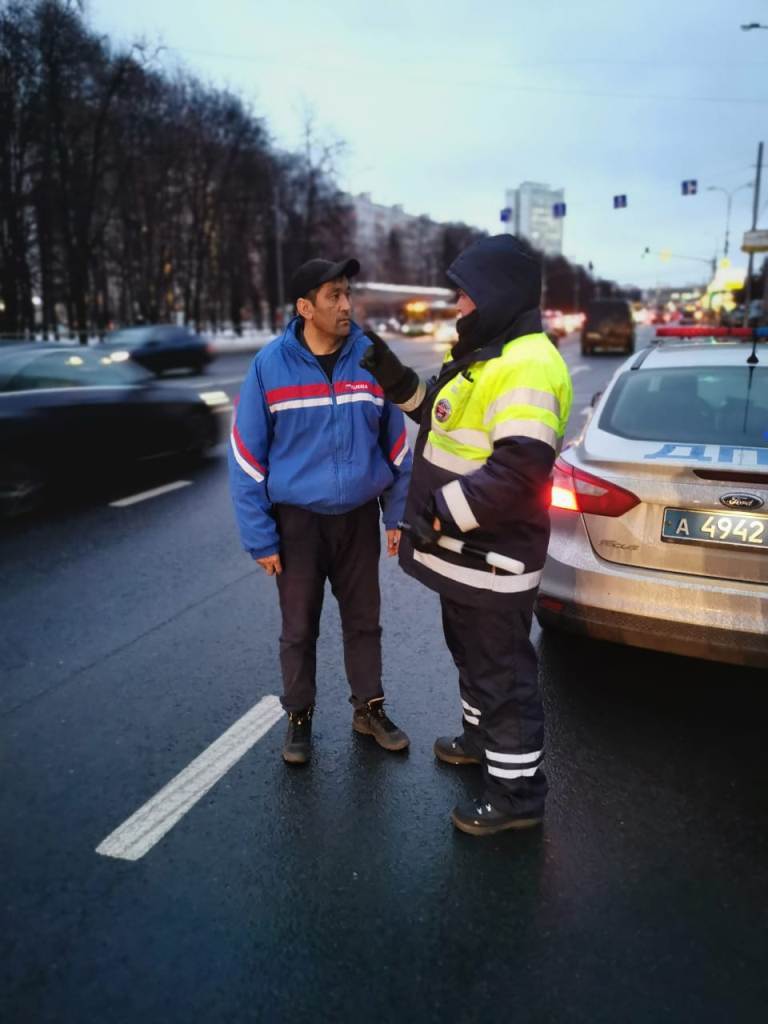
[489,418,559,449]
[483,387,561,425]
[413,549,542,593]
[422,439,488,475]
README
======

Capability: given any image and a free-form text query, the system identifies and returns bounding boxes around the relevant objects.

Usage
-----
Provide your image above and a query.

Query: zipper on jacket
[329,346,346,509]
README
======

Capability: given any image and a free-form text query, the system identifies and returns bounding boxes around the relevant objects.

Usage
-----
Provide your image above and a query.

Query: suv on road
[581,299,634,356]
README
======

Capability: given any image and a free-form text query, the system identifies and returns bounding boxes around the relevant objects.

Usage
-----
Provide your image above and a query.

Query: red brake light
[550,458,640,517]
[656,326,752,338]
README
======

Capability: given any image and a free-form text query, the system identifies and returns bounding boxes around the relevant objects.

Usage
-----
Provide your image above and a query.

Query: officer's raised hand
[359,331,420,404]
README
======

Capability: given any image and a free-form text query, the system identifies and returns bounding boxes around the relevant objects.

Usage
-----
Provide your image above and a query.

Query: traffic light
[682,180,698,195]
[613,195,627,209]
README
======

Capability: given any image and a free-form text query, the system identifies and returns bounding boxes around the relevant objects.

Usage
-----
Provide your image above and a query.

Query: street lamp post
[706,183,751,258]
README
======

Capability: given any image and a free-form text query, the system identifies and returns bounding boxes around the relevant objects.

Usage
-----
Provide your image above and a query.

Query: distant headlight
[198,390,231,407]
[109,351,131,362]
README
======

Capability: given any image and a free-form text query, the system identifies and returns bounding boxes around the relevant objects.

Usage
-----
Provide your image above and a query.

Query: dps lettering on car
[644,443,768,465]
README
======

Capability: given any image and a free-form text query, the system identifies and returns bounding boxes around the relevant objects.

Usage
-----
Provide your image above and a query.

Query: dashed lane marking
[96,695,283,862]
[109,480,192,507]
[569,365,589,376]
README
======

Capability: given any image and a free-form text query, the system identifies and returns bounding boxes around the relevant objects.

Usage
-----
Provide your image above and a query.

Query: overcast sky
[92,0,766,288]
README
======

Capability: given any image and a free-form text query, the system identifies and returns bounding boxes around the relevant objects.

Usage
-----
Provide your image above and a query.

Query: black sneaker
[282,706,313,765]
[434,735,482,766]
[451,797,543,836]
[352,697,409,752]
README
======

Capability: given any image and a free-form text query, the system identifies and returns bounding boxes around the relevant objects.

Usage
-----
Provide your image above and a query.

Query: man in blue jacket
[229,257,412,765]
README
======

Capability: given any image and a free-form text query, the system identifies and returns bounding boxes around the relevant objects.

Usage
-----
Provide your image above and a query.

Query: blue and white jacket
[229,318,412,559]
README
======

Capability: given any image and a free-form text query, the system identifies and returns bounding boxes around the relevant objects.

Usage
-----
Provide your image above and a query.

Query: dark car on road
[101,325,214,375]
[581,298,635,356]
[0,343,225,517]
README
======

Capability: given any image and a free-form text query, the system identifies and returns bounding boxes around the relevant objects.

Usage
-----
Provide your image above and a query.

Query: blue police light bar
[613,195,627,209]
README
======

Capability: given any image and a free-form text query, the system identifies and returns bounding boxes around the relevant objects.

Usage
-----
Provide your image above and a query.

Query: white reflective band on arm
[413,550,542,593]
[462,698,482,716]
[463,714,480,726]
[441,480,480,532]
[487,764,540,779]
[422,440,487,475]
[486,748,543,764]
[230,433,265,483]
[484,388,560,425]
[490,419,558,449]
[398,378,427,412]
[392,439,410,467]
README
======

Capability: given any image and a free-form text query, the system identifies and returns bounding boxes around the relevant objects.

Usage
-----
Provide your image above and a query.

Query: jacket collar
[281,316,364,362]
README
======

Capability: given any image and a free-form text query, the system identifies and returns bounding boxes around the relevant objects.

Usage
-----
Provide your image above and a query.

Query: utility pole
[744,141,764,317]
[706,182,751,257]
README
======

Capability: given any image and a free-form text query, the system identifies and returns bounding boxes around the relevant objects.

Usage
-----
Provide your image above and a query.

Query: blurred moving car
[433,320,458,344]
[542,309,566,340]
[581,298,635,356]
[724,300,764,329]
[101,324,213,375]
[0,343,228,517]
[537,327,768,667]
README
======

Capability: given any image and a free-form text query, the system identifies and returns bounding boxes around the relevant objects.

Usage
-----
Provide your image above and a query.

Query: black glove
[359,331,420,405]
[408,498,442,553]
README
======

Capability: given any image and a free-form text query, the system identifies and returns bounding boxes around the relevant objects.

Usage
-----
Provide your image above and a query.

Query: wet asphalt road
[2,333,768,1023]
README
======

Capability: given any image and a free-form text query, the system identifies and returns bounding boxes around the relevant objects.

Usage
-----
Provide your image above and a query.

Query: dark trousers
[440,594,547,816]
[275,501,383,712]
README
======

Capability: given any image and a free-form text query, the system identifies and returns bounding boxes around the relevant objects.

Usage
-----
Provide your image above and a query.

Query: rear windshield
[586,301,630,323]
[599,365,768,448]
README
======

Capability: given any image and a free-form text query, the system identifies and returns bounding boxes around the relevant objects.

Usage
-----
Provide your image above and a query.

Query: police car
[537,327,768,667]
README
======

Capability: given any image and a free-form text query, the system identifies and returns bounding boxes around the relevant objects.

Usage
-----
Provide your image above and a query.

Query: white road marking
[109,480,192,507]
[579,405,592,415]
[96,695,283,862]
[569,365,589,376]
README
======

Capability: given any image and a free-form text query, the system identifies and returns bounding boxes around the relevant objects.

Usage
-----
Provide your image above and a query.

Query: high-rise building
[503,182,564,256]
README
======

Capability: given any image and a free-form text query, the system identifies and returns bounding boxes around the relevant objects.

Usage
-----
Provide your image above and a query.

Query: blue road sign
[552,202,566,218]
[500,207,512,223]
[682,179,698,195]
[613,195,628,209]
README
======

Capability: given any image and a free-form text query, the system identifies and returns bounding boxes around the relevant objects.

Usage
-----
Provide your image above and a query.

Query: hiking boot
[451,797,543,837]
[282,706,313,765]
[434,735,482,766]
[352,697,409,752]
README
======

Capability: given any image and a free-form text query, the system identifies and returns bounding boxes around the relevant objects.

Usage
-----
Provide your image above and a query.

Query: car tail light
[550,458,640,517]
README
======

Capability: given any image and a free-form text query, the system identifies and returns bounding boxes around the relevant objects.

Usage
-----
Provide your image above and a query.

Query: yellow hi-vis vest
[424,332,572,480]
[399,330,573,605]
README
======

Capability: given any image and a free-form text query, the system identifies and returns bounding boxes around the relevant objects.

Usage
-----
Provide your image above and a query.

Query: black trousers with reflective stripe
[440,593,547,816]
[274,501,383,712]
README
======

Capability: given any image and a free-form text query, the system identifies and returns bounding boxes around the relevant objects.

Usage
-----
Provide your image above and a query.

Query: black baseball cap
[289,257,360,304]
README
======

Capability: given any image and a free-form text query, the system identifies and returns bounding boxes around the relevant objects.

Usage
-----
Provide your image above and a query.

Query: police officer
[361,234,572,835]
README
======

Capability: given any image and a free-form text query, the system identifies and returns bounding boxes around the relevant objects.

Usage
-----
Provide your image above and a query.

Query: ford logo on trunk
[719,493,764,510]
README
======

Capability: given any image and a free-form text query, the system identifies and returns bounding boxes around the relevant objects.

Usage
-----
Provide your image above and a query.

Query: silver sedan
[537,331,768,667]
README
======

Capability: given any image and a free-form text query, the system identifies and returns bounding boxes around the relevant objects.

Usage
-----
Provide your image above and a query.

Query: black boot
[282,706,313,765]
[451,797,543,836]
[352,697,409,751]
[434,735,481,766]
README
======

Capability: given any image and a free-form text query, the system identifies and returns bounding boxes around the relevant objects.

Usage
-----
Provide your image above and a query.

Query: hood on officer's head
[447,234,541,346]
